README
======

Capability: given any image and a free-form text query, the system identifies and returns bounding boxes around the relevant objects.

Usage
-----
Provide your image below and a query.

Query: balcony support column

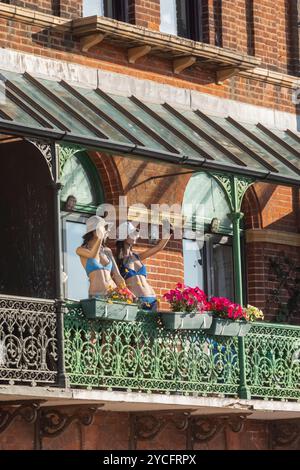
[212,173,254,400]
[51,142,68,388]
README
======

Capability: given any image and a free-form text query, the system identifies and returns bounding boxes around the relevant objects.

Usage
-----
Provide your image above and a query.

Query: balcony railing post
[230,176,251,400]
[51,142,68,388]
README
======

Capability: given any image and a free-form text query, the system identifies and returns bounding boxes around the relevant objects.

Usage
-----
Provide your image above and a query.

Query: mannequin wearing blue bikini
[76,216,127,298]
[116,220,173,311]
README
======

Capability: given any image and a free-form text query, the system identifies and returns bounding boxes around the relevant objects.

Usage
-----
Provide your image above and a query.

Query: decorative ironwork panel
[27,139,54,180]
[244,323,300,400]
[64,303,240,396]
[58,144,82,176]
[0,295,58,385]
[211,173,254,212]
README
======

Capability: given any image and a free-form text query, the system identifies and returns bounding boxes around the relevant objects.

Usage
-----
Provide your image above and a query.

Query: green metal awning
[0,69,299,186]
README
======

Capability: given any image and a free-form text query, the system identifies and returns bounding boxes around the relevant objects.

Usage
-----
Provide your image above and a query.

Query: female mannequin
[76,215,126,298]
[116,221,172,311]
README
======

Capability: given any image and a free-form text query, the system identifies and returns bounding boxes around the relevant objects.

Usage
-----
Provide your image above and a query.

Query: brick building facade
[0,0,299,451]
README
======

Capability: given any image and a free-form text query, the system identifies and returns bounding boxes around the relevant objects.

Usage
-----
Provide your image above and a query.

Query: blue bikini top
[85,256,113,276]
[120,253,147,280]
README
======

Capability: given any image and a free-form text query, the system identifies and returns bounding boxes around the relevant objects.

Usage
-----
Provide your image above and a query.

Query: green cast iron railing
[245,323,300,400]
[64,303,239,396]
[63,302,300,401]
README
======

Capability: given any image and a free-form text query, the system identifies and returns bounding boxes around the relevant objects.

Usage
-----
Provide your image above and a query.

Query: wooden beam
[173,56,196,74]
[128,45,152,64]
[80,33,106,52]
[216,67,240,84]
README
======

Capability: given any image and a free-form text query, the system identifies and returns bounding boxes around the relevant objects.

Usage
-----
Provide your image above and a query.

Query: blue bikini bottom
[139,296,157,311]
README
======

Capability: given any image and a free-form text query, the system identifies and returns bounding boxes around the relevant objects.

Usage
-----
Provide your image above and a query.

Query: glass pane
[160,0,178,35]
[64,221,89,300]
[112,96,203,158]
[83,0,104,16]
[212,116,299,178]
[1,71,94,138]
[183,239,204,289]
[61,156,95,205]
[75,87,163,149]
[176,0,189,38]
[213,243,234,299]
[150,103,240,164]
[181,109,269,171]
[0,80,46,128]
[183,172,232,231]
[37,79,131,144]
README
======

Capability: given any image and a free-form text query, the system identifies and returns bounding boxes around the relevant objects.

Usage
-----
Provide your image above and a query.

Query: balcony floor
[1,384,300,421]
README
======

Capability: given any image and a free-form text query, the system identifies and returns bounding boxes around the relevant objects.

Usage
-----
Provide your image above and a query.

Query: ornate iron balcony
[64,302,300,401]
[0,294,58,386]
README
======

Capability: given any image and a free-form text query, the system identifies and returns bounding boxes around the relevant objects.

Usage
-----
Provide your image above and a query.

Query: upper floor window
[183,172,238,301]
[60,151,104,300]
[83,0,129,22]
[160,0,202,41]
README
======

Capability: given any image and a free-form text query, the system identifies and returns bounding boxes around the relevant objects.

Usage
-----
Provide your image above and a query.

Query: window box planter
[160,311,213,330]
[81,298,139,321]
[207,318,252,337]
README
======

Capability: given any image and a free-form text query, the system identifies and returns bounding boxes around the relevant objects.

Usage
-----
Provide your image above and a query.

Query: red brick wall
[242,183,300,322]
[0,0,82,18]
[221,0,248,53]
[0,17,297,114]
[252,0,293,73]
[132,0,160,30]
[89,154,300,316]
[0,409,298,450]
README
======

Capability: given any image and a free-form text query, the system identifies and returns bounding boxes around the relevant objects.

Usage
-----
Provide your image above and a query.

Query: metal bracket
[35,405,99,450]
[0,401,42,434]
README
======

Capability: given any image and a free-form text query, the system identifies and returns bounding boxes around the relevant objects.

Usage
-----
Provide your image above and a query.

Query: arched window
[60,151,104,300]
[183,172,237,300]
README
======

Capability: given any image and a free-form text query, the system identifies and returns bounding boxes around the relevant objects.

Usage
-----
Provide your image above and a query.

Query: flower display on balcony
[244,304,264,322]
[207,297,247,321]
[106,285,135,304]
[163,285,264,324]
[163,283,208,313]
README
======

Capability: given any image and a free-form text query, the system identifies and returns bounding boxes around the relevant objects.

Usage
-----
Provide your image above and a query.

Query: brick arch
[241,184,262,230]
[88,151,124,205]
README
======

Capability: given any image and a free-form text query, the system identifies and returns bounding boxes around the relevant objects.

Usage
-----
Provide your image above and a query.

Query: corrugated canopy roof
[0,69,299,186]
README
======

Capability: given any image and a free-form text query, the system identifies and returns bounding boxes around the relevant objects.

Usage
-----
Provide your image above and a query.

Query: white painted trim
[0,48,298,131]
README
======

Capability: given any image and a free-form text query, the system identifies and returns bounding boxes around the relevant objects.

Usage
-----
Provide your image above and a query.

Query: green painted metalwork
[58,144,82,175]
[245,322,300,400]
[64,303,240,396]
[212,173,254,212]
[202,173,254,399]
[64,303,300,401]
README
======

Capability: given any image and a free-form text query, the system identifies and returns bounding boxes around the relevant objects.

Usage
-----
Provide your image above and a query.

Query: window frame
[60,151,104,215]
[160,0,203,41]
[176,0,203,42]
[104,0,129,22]
[60,152,104,300]
[83,0,129,22]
